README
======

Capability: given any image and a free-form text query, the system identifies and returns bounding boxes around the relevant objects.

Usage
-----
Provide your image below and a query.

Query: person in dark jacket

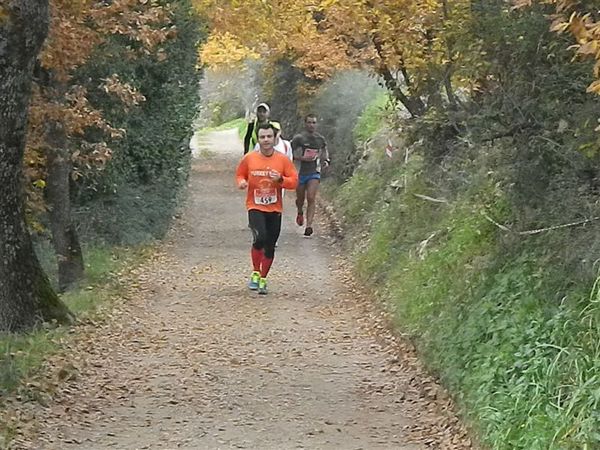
[243,102,281,154]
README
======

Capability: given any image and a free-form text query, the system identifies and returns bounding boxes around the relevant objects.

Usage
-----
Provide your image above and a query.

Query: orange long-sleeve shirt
[236,150,298,213]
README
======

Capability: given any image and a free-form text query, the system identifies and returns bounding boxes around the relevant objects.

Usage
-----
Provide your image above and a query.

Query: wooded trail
[10,130,472,449]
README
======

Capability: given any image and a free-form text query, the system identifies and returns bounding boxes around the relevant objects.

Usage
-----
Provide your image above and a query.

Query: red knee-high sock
[251,247,264,272]
[260,256,274,278]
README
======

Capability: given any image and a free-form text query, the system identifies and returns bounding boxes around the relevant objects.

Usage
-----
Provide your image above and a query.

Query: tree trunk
[379,63,426,117]
[46,123,85,292]
[363,0,426,117]
[441,0,459,109]
[371,33,426,117]
[0,0,73,331]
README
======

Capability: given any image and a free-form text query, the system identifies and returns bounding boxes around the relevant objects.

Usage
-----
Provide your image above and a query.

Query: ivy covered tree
[0,0,72,331]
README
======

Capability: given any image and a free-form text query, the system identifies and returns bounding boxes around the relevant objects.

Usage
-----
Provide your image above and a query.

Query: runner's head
[256,103,270,122]
[304,113,318,133]
[257,123,277,155]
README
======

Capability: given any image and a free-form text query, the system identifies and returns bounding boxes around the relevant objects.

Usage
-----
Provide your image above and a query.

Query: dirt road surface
[7,129,473,449]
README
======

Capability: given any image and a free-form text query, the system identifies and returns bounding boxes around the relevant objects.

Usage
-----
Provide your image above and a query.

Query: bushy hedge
[73,0,203,244]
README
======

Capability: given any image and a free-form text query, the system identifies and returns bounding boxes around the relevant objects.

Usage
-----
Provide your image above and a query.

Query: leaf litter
[2,129,475,449]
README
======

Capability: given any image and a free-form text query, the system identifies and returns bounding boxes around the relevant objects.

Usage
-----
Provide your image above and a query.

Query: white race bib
[254,187,278,205]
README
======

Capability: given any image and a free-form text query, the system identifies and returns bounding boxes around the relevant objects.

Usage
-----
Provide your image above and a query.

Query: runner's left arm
[321,139,330,167]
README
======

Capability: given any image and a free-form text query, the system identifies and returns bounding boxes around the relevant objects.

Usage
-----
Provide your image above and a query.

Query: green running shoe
[248,271,260,290]
[258,277,268,295]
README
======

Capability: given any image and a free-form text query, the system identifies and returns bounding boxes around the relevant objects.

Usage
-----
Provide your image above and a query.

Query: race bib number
[304,148,319,159]
[254,187,278,205]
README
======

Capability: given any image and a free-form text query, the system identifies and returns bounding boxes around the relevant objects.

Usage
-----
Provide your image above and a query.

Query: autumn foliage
[195,0,484,116]
[8,0,201,293]
[195,0,600,122]
[26,0,173,199]
[513,1,599,94]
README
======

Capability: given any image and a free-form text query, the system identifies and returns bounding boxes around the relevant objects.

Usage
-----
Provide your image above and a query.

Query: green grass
[334,172,387,225]
[236,118,248,139]
[197,117,247,139]
[333,140,600,448]
[353,92,389,145]
[0,245,148,397]
[0,330,63,396]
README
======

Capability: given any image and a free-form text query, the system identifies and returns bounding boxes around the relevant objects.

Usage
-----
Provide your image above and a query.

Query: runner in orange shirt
[236,123,298,295]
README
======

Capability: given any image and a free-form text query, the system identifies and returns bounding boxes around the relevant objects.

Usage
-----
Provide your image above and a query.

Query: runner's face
[257,108,269,122]
[258,128,275,153]
[305,117,317,133]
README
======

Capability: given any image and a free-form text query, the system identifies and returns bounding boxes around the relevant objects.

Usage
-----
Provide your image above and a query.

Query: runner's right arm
[236,154,249,188]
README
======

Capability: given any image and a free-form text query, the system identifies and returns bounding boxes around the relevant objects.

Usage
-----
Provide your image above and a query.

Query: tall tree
[26,0,170,290]
[0,0,73,331]
[195,0,479,116]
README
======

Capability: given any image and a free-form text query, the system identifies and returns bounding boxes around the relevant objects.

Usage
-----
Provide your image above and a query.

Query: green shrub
[338,162,600,447]
[72,0,202,245]
[353,92,389,145]
[323,2,600,449]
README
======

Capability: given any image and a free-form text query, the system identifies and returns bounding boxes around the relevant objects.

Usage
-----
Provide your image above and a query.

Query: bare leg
[296,183,306,215]
[305,179,319,228]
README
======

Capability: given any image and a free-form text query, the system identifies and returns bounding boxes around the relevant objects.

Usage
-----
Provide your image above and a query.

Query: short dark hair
[257,122,277,134]
[304,113,317,121]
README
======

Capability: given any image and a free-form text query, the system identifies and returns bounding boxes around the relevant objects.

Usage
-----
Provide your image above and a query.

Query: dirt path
[9,129,473,449]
